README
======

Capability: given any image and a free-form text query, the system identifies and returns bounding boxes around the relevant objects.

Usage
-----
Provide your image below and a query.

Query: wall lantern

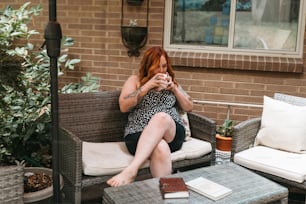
[121,0,149,57]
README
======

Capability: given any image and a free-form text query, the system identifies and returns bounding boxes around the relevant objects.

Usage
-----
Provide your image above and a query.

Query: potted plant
[23,167,64,203]
[216,119,233,151]
[0,3,99,203]
[121,19,148,57]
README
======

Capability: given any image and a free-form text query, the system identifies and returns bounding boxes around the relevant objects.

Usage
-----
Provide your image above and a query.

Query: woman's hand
[148,73,171,91]
[165,74,175,92]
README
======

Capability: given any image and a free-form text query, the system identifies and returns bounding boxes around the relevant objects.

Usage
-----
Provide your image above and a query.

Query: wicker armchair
[58,90,216,203]
[231,93,306,197]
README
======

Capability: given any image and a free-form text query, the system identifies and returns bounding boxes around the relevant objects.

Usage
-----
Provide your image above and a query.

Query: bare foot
[106,168,137,187]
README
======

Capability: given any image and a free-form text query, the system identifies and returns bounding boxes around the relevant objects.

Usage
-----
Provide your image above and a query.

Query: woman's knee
[151,112,174,127]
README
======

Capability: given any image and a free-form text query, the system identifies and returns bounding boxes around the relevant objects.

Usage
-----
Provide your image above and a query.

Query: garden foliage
[0,2,100,167]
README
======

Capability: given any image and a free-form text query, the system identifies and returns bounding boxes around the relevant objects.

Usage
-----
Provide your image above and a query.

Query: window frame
[163,0,306,59]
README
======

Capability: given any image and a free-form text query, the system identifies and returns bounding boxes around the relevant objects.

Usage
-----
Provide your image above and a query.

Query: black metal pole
[44,0,62,203]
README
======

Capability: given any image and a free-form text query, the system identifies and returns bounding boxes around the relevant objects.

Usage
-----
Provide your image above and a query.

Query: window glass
[234,0,299,51]
[172,0,230,46]
[167,0,303,56]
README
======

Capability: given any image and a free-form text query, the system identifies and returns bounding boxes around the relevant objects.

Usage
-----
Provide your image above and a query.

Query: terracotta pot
[216,134,232,151]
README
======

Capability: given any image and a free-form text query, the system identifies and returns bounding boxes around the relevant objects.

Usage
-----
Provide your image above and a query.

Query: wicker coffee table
[103,162,288,204]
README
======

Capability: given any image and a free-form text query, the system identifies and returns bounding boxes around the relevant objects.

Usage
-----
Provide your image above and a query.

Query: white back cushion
[255,96,306,153]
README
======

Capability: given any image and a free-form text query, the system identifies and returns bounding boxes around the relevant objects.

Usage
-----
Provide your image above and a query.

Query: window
[164,0,305,58]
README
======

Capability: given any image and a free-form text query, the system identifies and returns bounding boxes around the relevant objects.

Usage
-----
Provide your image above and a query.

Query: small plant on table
[216,119,233,151]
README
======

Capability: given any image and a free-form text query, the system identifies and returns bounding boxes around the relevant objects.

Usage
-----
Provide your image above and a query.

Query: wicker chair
[231,93,306,200]
[58,90,216,203]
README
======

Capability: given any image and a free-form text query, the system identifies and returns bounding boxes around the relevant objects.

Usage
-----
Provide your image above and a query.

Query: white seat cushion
[234,146,306,183]
[82,137,212,176]
[179,137,212,159]
[82,141,147,176]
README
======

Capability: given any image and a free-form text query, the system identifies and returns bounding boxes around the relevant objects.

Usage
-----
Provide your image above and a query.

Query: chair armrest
[231,117,261,160]
[188,112,216,155]
[59,126,83,188]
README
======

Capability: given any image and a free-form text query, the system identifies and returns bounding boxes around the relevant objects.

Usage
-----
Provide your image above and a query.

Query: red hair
[138,46,177,86]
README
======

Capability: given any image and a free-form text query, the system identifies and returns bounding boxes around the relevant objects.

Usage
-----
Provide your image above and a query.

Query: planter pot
[0,165,24,204]
[216,134,232,151]
[23,167,64,204]
[121,26,148,57]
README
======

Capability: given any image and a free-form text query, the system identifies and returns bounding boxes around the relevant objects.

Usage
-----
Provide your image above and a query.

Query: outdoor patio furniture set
[58,90,216,203]
[58,91,306,203]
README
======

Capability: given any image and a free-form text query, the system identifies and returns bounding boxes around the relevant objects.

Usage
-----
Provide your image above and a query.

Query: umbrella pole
[44,0,62,203]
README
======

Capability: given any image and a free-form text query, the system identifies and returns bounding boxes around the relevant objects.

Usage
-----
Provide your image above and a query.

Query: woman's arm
[119,74,165,112]
[172,85,193,112]
[166,77,193,112]
[119,75,144,113]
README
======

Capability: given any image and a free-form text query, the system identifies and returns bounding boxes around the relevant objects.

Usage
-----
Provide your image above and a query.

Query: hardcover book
[186,177,232,201]
[159,177,189,199]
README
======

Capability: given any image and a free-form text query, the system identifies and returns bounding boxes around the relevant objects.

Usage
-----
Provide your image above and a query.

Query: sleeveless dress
[124,89,185,137]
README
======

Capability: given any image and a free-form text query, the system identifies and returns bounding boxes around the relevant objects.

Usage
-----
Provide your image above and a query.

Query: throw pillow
[180,112,192,141]
[254,96,306,153]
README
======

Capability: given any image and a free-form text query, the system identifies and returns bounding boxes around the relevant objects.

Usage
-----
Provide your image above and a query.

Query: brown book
[159,177,189,199]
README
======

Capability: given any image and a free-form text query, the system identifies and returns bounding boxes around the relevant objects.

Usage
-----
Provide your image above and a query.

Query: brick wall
[2,0,306,125]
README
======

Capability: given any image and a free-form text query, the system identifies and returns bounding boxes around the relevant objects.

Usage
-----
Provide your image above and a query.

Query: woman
[107,46,193,187]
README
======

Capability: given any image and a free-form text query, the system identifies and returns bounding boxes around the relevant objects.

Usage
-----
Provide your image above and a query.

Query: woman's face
[152,55,167,75]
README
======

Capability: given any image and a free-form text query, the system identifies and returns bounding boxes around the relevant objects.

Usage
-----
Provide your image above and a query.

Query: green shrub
[0,2,100,167]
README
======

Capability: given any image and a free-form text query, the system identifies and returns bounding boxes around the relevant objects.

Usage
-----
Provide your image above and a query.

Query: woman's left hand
[167,76,193,112]
[166,75,176,91]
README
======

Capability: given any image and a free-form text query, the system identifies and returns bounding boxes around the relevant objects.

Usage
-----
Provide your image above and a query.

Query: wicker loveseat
[58,90,216,203]
[231,93,306,200]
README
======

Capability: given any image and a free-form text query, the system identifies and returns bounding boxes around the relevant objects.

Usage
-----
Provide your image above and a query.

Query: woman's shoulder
[128,75,138,81]
[124,75,140,88]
